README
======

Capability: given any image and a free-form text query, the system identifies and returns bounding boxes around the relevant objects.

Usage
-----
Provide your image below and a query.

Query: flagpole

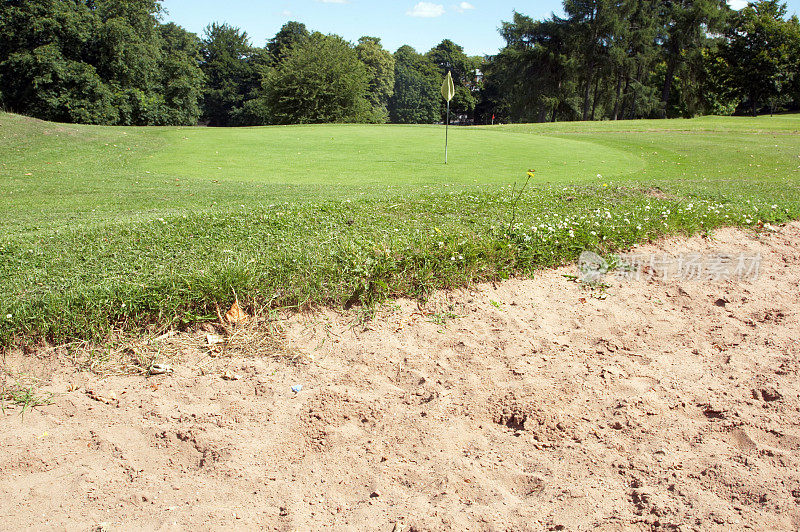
[441,70,454,165]
[445,100,449,164]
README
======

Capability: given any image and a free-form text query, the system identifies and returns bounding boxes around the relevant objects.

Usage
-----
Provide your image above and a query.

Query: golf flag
[441,71,455,102]
[442,71,455,164]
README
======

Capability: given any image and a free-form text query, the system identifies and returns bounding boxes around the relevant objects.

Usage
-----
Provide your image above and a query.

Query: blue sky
[159,0,800,57]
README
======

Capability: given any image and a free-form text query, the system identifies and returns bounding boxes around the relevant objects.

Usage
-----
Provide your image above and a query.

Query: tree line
[484,0,800,122]
[1,0,799,126]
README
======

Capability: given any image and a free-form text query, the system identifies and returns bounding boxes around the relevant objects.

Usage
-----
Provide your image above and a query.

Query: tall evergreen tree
[487,12,578,123]
[614,0,661,119]
[659,0,729,117]
[561,0,624,120]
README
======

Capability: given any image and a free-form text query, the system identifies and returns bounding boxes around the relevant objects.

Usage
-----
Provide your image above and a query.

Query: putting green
[142,124,643,185]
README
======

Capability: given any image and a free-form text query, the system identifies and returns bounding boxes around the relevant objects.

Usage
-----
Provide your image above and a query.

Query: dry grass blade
[60,313,305,378]
[212,317,306,362]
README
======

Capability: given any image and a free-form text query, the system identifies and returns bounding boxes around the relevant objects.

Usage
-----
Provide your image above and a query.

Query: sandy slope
[1,223,799,531]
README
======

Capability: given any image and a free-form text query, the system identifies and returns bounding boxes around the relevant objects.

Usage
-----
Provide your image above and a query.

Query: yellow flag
[441,71,455,102]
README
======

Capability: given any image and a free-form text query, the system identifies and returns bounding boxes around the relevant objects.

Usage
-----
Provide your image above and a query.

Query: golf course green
[2,112,799,345]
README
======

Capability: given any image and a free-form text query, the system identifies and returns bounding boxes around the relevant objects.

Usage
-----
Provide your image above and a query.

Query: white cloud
[407,2,446,17]
[318,0,348,3]
[281,9,292,16]
[728,0,747,9]
[455,1,475,12]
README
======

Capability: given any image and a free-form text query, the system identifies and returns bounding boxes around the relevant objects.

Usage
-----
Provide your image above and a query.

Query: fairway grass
[2,112,799,346]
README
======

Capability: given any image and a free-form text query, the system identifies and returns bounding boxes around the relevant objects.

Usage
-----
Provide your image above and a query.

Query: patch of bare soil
[1,223,799,531]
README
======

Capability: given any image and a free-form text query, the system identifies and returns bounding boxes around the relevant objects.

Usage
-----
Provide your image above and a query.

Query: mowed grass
[1,112,799,346]
[3,117,641,233]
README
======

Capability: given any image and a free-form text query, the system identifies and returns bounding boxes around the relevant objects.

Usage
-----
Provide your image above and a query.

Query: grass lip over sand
[1,113,799,347]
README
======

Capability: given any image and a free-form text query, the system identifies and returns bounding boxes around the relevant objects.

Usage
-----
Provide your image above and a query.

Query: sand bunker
[2,223,799,530]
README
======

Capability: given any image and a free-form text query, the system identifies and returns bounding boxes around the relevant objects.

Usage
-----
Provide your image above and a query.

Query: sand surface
[1,223,799,531]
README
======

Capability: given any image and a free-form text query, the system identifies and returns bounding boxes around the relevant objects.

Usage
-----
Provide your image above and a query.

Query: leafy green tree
[427,39,471,83]
[229,46,272,126]
[426,39,476,120]
[92,0,163,88]
[0,0,202,125]
[0,43,116,124]
[266,21,309,65]
[722,0,800,116]
[158,22,204,125]
[697,47,739,115]
[355,36,395,121]
[0,0,115,123]
[389,45,440,123]
[90,0,168,124]
[200,22,263,126]
[262,32,372,124]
